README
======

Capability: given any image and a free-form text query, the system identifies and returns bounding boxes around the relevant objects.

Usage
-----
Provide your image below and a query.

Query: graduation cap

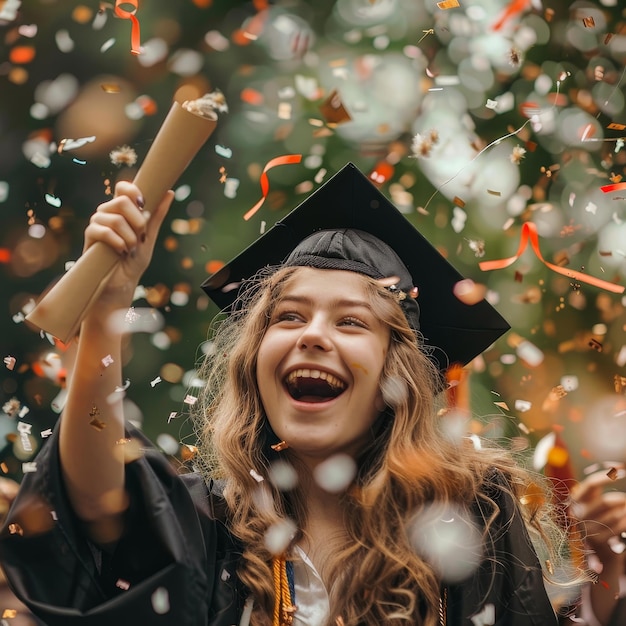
[202,162,510,370]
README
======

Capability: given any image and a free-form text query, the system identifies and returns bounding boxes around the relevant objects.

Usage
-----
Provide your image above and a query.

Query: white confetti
[407,502,482,583]
[471,603,495,626]
[249,469,264,483]
[151,587,170,614]
[313,454,356,493]
[264,519,297,555]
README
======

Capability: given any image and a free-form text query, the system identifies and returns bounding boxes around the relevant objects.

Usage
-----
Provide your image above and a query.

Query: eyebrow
[278,294,373,310]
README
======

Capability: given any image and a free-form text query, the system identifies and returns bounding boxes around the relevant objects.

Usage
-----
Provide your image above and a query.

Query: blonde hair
[194,266,571,625]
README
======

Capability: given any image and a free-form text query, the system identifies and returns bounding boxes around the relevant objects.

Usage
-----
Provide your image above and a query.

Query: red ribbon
[479,222,624,294]
[243,154,303,221]
[601,182,626,194]
[115,0,141,55]
[491,0,531,31]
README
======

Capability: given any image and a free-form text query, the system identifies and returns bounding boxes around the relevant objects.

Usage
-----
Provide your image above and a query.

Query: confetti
[453,279,486,305]
[437,0,460,9]
[7,523,23,536]
[264,518,297,555]
[90,417,106,431]
[215,145,233,158]
[109,145,138,167]
[151,587,170,614]
[243,154,302,221]
[44,193,62,207]
[318,89,352,125]
[601,182,626,194]
[411,130,439,158]
[0,0,21,21]
[100,82,122,93]
[313,454,356,493]
[479,222,625,293]
[249,469,264,483]
[3,355,16,370]
[509,145,526,164]
[470,603,495,626]
[114,0,141,55]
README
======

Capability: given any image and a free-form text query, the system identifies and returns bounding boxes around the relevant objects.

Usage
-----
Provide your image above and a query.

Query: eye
[339,316,367,328]
[274,310,303,323]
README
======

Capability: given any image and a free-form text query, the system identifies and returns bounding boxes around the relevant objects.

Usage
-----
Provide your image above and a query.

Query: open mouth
[284,369,347,403]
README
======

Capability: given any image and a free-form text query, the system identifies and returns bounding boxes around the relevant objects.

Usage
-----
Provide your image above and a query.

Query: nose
[297,316,332,351]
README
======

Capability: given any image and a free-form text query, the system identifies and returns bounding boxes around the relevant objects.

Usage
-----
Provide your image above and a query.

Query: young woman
[1,164,569,625]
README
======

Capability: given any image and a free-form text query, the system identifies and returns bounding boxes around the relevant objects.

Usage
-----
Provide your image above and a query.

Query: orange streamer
[115,0,141,55]
[492,0,531,31]
[601,182,626,194]
[479,222,624,294]
[243,154,302,221]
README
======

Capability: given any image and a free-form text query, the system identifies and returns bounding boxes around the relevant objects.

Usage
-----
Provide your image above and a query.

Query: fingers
[571,468,626,503]
[84,181,150,255]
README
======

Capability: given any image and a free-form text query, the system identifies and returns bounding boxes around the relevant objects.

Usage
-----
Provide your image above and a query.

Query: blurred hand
[0,477,19,521]
[570,470,626,565]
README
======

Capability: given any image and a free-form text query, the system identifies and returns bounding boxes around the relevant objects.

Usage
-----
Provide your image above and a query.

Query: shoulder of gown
[446,468,559,626]
[0,425,245,626]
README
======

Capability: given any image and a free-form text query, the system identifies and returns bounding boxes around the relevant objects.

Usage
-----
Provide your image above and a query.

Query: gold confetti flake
[614,375,626,393]
[90,417,106,431]
[319,89,352,126]
[437,0,460,8]
[588,338,603,352]
[100,82,121,93]
[520,482,546,509]
[582,16,595,28]
[607,467,619,480]
[2,609,17,618]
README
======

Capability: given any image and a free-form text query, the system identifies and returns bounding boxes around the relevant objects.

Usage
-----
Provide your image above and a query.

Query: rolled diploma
[26,101,218,343]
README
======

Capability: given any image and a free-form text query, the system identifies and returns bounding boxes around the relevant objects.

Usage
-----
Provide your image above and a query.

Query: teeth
[285,369,345,390]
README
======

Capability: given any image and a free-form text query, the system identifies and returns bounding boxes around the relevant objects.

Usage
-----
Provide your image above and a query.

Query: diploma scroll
[26,101,218,343]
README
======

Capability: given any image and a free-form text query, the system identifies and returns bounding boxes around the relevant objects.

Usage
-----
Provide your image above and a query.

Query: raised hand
[83,181,174,300]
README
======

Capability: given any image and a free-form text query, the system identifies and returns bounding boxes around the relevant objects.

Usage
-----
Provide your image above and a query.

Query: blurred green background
[0,0,625,480]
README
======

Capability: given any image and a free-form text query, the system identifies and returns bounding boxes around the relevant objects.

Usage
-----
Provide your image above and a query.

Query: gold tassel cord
[272,556,297,626]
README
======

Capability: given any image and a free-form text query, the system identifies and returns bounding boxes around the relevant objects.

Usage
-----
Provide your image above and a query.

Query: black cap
[202,162,510,370]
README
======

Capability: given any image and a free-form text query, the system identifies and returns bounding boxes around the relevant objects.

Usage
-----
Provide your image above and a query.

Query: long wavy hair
[193,266,570,625]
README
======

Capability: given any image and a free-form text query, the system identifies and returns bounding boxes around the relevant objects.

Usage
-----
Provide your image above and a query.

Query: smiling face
[256,267,390,465]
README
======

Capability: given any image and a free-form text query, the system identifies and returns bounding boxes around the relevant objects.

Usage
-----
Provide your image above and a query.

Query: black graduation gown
[0,428,558,626]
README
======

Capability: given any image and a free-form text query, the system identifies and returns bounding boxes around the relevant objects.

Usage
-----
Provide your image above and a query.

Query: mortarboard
[202,162,510,370]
